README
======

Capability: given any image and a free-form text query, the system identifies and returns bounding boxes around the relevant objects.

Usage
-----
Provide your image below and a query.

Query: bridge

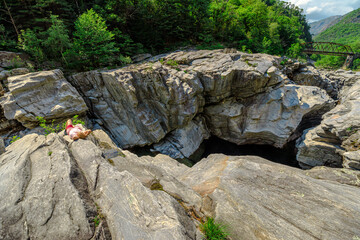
[302,42,360,68]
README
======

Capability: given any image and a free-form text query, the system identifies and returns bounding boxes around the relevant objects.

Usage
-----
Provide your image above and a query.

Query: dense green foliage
[313,8,360,70]
[64,9,118,69]
[0,0,311,70]
[36,115,85,135]
[200,218,229,240]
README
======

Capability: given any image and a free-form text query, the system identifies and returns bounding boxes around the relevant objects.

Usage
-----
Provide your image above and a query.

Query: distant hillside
[310,15,342,37]
[314,8,360,46]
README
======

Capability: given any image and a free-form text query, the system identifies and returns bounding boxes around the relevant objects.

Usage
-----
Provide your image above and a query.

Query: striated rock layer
[180,154,360,240]
[67,49,334,160]
[0,69,87,128]
[297,71,360,169]
[1,131,360,239]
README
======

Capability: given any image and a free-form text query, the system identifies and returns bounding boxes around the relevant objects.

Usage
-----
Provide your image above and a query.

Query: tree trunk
[3,0,19,37]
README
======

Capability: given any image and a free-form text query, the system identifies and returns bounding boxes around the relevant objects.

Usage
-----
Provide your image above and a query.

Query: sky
[283,0,360,22]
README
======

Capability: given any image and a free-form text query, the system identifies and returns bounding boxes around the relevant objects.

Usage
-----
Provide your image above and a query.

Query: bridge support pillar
[343,55,354,69]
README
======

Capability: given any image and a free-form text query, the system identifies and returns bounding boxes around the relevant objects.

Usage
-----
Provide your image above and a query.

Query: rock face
[180,154,360,240]
[153,117,210,159]
[69,67,204,149]
[205,84,334,148]
[292,65,338,98]
[0,134,93,240]
[1,128,360,240]
[68,49,333,159]
[296,72,360,169]
[0,69,88,128]
[0,130,199,240]
[70,139,197,240]
[0,51,28,68]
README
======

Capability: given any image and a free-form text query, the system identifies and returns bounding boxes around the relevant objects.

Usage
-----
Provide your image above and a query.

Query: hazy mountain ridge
[309,15,342,37]
[314,8,360,46]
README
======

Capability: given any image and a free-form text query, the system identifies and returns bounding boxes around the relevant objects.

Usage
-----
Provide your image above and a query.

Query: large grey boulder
[0,69,87,128]
[0,51,27,68]
[153,117,210,159]
[88,129,203,216]
[0,129,199,240]
[0,134,93,240]
[68,49,334,155]
[205,84,334,148]
[69,66,204,148]
[292,65,338,98]
[179,154,360,240]
[70,138,198,240]
[166,50,284,102]
[296,73,360,169]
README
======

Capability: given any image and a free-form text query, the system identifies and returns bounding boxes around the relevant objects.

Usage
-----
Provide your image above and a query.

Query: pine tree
[65,9,118,69]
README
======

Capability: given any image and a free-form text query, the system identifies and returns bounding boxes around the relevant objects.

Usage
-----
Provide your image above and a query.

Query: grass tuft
[200,218,229,240]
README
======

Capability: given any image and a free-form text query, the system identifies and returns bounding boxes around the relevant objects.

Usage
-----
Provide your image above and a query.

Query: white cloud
[307,6,321,14]
[292,0,311,7]
[283,0,360,22]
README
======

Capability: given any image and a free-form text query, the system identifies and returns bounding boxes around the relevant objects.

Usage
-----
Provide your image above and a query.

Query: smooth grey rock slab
[0,133,93,240]
[0,69,87,128]
[180,154,360,240]
[88,129,203,215]
[70,139,197,240]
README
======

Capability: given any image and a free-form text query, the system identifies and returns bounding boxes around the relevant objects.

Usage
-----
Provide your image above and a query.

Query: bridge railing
[302,42,355,56]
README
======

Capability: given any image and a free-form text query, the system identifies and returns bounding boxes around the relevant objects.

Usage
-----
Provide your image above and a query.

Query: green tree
[18,28,44,61]
[43,15,71,61]
[65,9,118,69]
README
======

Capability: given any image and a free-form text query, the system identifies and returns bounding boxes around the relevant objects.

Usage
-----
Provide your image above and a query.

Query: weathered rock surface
[292,65,338,98]
[0,69,87,128]
[68,49,334,156]
[180,154,360,240]
[70,137,198,240]
[69,66,204,148]
[88,129,203,215]
[0,51,28,68]
[1,127,360,240]
[296,72,360,169]
[166,50,284,102]
[153,117,210,159]
[205,84,334,147]
[0,133,93,240]
[0,130,199,240]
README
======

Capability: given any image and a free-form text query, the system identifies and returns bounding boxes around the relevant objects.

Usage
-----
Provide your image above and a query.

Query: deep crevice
[197,136,300,168]
[67,148,112,239]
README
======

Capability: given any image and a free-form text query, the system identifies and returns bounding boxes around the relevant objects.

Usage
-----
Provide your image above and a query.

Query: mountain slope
[314,8,360,47]
[309,15,342,37]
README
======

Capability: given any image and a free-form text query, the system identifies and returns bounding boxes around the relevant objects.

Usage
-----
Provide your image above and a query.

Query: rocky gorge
[0,49,359,240]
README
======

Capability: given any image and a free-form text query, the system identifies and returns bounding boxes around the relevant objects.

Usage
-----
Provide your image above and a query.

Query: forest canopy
[0,0,311,70]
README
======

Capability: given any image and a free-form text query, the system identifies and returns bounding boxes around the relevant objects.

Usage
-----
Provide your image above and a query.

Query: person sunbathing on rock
[65,119,92,140]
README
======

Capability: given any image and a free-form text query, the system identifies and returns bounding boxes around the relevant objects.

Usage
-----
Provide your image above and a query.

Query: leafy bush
[70,115,85,126]
[315,55,345,69]
[18,29,44,62]
[37,115,85,136]
[43,15,71,61]
[10,135,20,143]
[65,9,118,70]
[36,116,63,136]
[200,218,229,240]
[0,24,17,51]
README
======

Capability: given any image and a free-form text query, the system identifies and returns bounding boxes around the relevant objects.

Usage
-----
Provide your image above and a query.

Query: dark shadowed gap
[194,136,300,168]
[128,136,300,168]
